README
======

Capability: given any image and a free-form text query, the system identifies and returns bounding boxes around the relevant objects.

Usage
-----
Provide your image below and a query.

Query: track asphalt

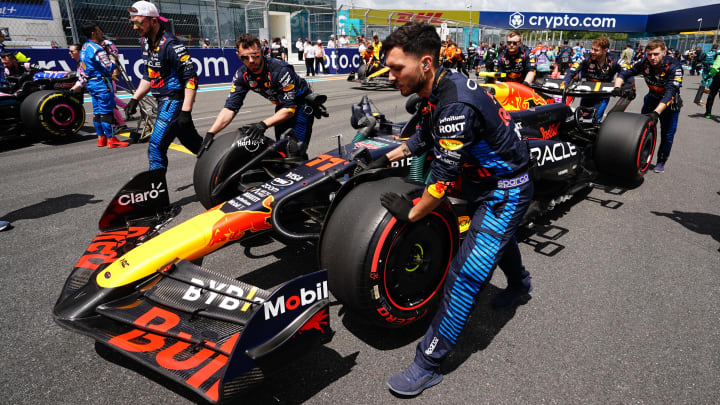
[0,72,718,404]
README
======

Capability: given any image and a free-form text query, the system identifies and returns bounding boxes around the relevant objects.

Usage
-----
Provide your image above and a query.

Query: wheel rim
[383,212,453,311]
[636,126,656,172]
[49,103,76,127]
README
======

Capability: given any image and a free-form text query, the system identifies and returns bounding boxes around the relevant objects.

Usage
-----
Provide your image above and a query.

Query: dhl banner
[348,9,479,26]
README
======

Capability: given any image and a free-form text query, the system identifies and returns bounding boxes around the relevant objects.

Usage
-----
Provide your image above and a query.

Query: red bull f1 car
[54,79,652,401]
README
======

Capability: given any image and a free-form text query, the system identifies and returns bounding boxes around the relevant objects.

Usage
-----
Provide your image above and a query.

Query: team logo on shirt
[180,54,190,62]
[438,139,464,150]
[283,84,294,91]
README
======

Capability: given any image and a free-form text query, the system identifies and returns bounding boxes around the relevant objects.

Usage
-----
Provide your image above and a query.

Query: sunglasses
[238,52,262,61]
[129,18,145,27]
[506,41,520,45]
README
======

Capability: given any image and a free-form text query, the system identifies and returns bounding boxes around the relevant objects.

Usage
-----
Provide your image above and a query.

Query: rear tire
[193,132,271,209]
[320,177,459,328]
[19,90,85,140]
[595,112,656,179]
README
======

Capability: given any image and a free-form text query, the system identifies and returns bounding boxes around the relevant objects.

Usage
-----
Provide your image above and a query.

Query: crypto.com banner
[479,11,648,33]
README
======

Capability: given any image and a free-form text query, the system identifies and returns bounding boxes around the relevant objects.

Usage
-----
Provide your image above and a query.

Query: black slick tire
[320,177,459,328]
[594,112,656,180]
[19,90,85,140]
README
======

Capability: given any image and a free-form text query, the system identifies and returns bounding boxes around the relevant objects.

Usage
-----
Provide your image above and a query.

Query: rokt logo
[509,12,525,29]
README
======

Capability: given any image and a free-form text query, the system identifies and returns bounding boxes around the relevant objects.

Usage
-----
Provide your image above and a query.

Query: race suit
[81,41,115,139]
[618,55,683,164]
[495,47,536,83]
[564,56,625,119]
[405,69,532,370]
[224,56,313,150]
[141,27,202,170]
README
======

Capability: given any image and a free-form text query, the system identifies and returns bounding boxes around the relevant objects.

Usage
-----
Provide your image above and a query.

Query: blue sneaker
[0,220,9,231]
[491,282,533,309]
[654,161,665,173]
[387,363,443,396]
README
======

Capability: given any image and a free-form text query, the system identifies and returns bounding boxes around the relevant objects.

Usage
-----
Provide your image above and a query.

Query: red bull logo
[147,68,161,79]
[206,196,274,248]
[491,83,547,111]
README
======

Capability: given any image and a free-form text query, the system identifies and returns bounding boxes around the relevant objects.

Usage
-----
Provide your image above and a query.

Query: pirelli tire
[19,90,85,140]
[321,177,459,328]
[594,112,656,180]
[193,132,271,209]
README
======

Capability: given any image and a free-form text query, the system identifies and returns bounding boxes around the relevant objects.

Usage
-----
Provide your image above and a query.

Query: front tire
[193,132,271,209]
[320,177,459,328]
[594,112,656,179]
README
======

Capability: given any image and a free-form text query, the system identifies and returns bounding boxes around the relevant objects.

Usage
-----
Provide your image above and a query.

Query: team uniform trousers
[87,77,115,138]
[149,96,202,171]
[414,179,533,370]
[641,95,679,162]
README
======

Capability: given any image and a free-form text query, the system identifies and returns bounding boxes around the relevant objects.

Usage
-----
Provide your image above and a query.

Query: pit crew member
[81,23,129,148]
[369,22,533,396]
[125,1,202,170]
[203,33,325,158]
[494,30,536,84]
[615,39,683,174]
[563,37,626,120]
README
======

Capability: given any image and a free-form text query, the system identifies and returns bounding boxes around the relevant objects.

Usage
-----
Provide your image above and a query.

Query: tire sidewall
[20,90,85,139]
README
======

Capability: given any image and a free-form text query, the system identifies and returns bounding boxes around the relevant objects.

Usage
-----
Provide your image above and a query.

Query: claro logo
[263,281,328,320]
[118,182,166,205]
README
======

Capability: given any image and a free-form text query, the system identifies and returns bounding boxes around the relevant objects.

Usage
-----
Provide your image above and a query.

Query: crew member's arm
[133,79,151,100]
[614,58,643,88]
[263,108,294,127]
[208,70,248,133]
[523,53,537,84]
[655,61,683,115]
[563,60,582,87]
[207,108,237,134]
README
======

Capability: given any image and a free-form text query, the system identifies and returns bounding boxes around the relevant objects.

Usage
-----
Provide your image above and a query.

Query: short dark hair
[1,51,16,59]
[69,43,81,52]
[81,23,99,40]
[382,22,440,68]
[236,33,261,50]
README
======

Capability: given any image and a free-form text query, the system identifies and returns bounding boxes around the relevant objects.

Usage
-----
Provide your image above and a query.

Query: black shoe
[491,282,533,309]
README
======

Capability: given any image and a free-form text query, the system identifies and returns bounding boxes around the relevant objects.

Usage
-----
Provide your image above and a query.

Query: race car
[347,61,394,89]
[0,71,86,141]
[54,81,652,400]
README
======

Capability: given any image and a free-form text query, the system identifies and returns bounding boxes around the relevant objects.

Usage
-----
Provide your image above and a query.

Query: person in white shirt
[358,39,367,55]
[304,40,315,76]
[338,34,349,48]
[328,35,336,49]
[296,38,304,61]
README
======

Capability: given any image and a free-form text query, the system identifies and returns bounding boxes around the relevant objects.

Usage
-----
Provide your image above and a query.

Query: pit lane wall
[16,48,363,86]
